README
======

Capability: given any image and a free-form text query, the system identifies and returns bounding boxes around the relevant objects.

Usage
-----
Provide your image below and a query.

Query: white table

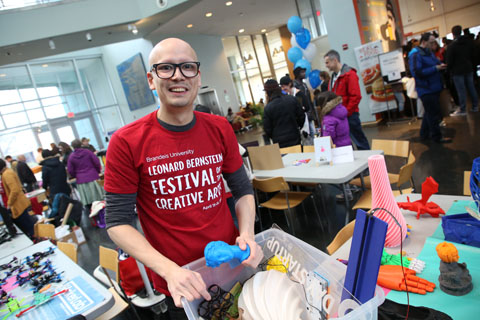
[0,232,33,259]
[0,240,114,319]
[331,194,472,260]
[253,150,383,223]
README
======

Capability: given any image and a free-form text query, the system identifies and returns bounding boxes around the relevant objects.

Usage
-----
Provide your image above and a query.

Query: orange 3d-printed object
[377,265,436,294]
[436,242,459,263]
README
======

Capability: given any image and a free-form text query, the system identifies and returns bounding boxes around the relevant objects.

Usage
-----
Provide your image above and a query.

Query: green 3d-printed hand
[381,249,425,273]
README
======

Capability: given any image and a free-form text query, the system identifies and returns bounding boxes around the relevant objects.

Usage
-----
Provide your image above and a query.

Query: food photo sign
[354,40,397,114]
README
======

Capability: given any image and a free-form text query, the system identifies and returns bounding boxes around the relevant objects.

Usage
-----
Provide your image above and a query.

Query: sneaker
[450,110,466,116]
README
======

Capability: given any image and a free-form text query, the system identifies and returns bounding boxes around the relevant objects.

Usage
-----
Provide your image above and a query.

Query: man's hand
[436,63,447,71]
[164,265,211,307]
[236,234,263,268]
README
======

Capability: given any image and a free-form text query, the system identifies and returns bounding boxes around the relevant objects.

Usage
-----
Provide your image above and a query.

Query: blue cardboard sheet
[387,237,480,319]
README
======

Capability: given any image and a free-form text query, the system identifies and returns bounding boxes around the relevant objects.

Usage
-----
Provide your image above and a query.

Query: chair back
[247,144,284,170]
[464,171,472,196]
[372,139,409,158]
[58,241,78,263]
[302,145,315,153]
[35,223,56,239]
[396,151,416,188]
[252,177,290,193]
[280,145,302,154]
[327,220,356,255]
[99,246,120,282]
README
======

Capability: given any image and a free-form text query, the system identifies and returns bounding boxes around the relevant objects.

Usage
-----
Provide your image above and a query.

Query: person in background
[316,91,351,147]
[41,150,71,203]
[5,156,18,173]
[409,32,450,143]
[293,66,316,141]
[431,39,444,62]
[58,141,73,167]
[447,25,478,116]
[263,79,304,148]
[194,104,211,114]
[35,148,44,164]
[0,159,36,238]
[319,71,330,92]
[279,74,294,95]
[16,155,37,192]
[68,139,103,212]
[324,49,370,150]
[81,137,97,153]
[50,143,60,156]
[257,98,265,109]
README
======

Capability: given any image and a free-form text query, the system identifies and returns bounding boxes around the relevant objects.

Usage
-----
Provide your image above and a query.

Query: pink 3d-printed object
[397,177,445,219]
[369,155,407,247]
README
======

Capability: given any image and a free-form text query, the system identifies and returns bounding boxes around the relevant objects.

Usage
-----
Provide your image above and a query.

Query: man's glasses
[150,62,200,79]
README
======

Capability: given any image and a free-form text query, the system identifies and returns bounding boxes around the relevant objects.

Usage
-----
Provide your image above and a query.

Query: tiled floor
[76,108,479,319]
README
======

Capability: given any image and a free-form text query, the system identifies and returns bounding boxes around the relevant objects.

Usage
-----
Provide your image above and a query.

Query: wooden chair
[464,171,471,196]
[280,144,302,154]
[35,223,56,240]
[352,187,413,211]
[252,177,321,235]
[95,246,128,320]
[350,140,411,189]
[302,145,315,153]
[57,241,78,263]
[327,220,355,255]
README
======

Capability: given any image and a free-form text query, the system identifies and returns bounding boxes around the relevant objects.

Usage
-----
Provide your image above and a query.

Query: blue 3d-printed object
[204,241,250,268]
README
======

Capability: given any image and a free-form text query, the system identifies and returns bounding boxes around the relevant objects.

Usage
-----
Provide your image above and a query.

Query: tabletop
[0,232,33,260]
[253,150,383,184]
[0,240,114,320]
[331,194,473,260]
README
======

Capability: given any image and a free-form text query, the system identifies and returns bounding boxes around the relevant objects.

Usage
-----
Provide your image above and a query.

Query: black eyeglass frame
[150,61,201,79]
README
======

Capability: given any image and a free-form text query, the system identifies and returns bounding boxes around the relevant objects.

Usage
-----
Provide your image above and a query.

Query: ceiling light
[187,24,193,28]
[42,64,48,68]
[225,1,232,6]
[261,29,266,33]
[205,12,212,17]
[48,40,55,50]
[239,29,245,33]
[132,25,138,35]
[86,32,92,41]
[0,74,6,77]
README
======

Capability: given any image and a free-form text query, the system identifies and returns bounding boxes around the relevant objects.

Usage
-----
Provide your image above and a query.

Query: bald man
[104,38,260,318]
[16,154,37,192]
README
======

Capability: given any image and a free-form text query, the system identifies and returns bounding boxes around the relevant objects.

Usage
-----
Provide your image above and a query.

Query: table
[0,240,114,319]
[0,232,33,259]
[331,194,472,259]
[25,188,47,202]
[253,150,383,223]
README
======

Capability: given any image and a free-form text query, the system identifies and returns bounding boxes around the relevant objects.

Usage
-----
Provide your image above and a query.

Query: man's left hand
[236,234,263,268]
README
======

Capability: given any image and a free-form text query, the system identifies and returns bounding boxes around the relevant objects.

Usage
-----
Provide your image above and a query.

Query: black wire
[370,207,409,320]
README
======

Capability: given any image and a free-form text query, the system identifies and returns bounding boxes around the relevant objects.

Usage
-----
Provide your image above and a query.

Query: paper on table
[332,145,354,164]
[314,137,332,162]
[247,144,284,170]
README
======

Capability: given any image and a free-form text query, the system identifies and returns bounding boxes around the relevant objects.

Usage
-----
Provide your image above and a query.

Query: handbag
[442,213,480,248]
[300,113,309,138]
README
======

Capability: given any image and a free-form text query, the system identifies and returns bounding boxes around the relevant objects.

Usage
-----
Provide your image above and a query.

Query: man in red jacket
[324,50,370,150]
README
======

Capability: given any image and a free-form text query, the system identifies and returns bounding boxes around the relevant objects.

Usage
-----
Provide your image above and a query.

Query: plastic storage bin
[182,228,384,319]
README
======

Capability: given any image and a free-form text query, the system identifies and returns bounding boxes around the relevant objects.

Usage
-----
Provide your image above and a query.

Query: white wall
[146,34,240,115]
[319,0,376,122]
[399,0,480,37]
[310,35,331,72]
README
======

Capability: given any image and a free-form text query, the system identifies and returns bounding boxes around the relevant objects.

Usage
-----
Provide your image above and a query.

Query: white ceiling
[0,0,298,66]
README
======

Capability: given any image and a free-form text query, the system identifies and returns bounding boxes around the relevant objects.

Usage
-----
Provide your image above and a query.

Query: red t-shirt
[104,111,243,295]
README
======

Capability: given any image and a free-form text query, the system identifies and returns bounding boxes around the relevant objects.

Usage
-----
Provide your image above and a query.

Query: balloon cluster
[286,16,322,89]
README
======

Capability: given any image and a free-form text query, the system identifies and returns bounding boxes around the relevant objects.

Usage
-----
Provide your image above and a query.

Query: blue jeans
[348,112,370,150]
[453,72,478,112]
[13,208,36,238]
[394,91,405,112]
[419,93,442,141]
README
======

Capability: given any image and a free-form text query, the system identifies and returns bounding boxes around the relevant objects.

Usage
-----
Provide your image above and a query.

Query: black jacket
[16,161,36,184]
[446,36,476,75]
[41,156,71,199]
[293,79,316,122]
[263,94,304,148]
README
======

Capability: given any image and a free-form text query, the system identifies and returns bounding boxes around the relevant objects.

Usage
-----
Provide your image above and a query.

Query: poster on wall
[353,0,404,53]
[116,53,155,111]
[378,49,405,82]
[354,40,397,114]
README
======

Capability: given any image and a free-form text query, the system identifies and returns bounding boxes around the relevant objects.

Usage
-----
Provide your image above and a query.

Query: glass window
[27,108,46,124]
[42,95,64,107]
[0,103,24,114]
[0,119,4,130]
[238,36,263,104]
[0,65,33,105]
[0,129,38,158]
[36,86,60,98]
[222,37,243,72]
[19,88,38,101]
[0,89,21,105]
[3,112,29,128]
[56,126,76,144]
[266,30,289,82]
[297,0,318,38]
[65,93,89,113]
[77,58,116,108]
[74,118,99,150]
[38,130,54,150]
[96,106,122,134]
[44,104,67,119]
[252,35,272,79]
[30,61,81,97]
[24,100,41,109]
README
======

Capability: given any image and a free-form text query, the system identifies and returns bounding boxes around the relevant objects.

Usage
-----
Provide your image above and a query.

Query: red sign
[67,112,75,118]
[342,43,348,50]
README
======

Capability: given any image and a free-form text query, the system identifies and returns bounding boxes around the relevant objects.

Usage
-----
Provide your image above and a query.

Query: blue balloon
[287,16,303,34]
[287,47,303,63]
[294,59,311,76]
[295,28,311,49]
[308,69,321,89]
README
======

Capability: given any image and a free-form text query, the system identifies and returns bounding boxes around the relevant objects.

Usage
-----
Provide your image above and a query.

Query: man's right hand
[436,63,447,71]
[164,265,211,307]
